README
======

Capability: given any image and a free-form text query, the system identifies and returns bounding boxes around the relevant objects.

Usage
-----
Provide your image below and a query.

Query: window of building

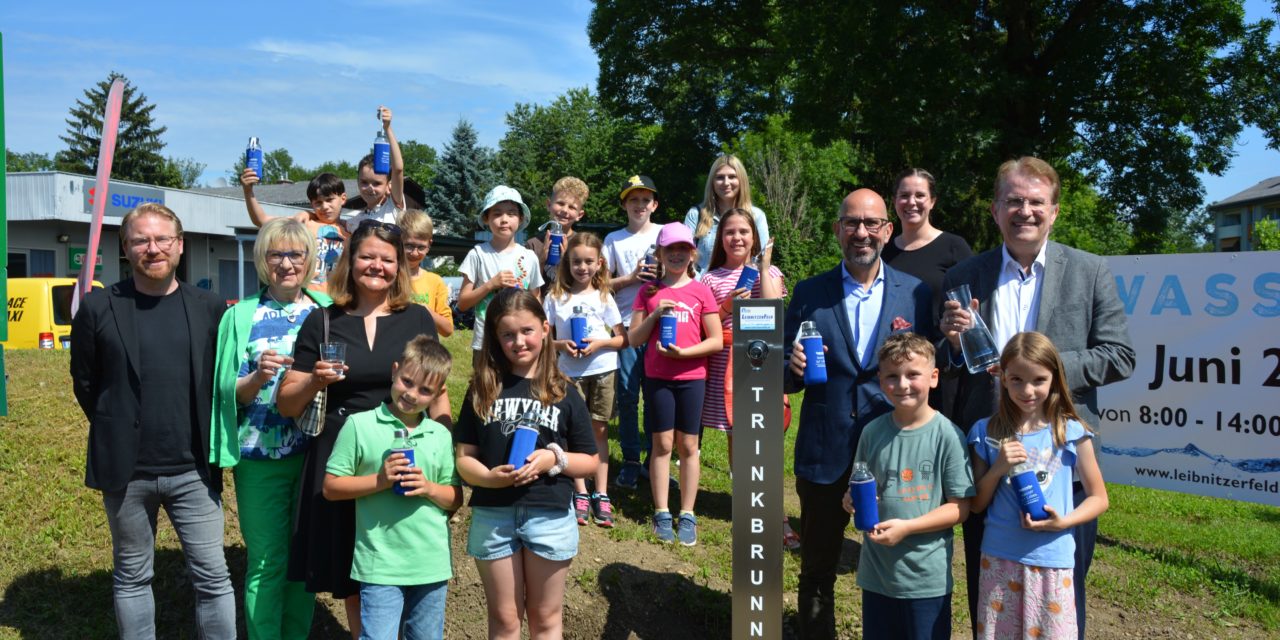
[1220,236,1240,252]
[1222,212,1242,227]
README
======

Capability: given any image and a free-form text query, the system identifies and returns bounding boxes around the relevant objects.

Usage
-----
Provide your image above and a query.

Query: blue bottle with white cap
[245,137,264,180]
[545,221,565,267]
[391,428,416,496]
[659,306,678,348]
[570,305,589,350]
[373,130,391,175]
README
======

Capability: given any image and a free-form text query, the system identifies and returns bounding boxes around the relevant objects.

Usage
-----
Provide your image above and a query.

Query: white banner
[1097,251,1280,506]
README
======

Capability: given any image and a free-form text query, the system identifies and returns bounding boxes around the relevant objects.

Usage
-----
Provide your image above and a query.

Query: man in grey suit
[941,157,1134,639]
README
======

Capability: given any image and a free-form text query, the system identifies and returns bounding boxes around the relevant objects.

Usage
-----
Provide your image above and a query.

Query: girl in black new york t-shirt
[453,289,597,638]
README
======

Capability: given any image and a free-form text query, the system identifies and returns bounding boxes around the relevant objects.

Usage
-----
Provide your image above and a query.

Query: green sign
[69,246,103,272]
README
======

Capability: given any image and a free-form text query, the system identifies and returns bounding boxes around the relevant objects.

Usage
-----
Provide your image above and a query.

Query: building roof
[1209,175,1280,209]
[195,177,428,211]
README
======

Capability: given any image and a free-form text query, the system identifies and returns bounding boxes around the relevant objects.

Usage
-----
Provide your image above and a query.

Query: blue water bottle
[373,129,391,175]
[735,254,761,292]
[849,461,880,531]
[391,428,416,496]
[570,305,589,350]
[640,244,659,281]
[545,221,564,267]
[1008,461,1050,520]
[659,306,678,348]
[798,320,827,385]
[245,137,264,180]
[506,409,541,469]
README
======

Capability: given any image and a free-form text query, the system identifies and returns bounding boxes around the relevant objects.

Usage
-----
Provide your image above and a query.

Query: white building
[5,171,298,302]
[1207,175,1280,251]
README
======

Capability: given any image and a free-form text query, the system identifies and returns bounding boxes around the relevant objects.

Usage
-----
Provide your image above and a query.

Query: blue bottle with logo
[849,461,880,531]
[245,137,264,180]
[735,254,761,292]
[545,221,564,267]
[1008,461,1050,520]
[506,409,541,469]
[659,306,678,348]
[570,305,589,350]
[373,130,391,175]
[798,320,827,385]
[391,428,416,496]
[640,244,659,281]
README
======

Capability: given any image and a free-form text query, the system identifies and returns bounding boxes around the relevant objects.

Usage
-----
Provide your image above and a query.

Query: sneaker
[573,493,590,526]
[653,511,675,543]
[591,493,614,528]
[677,513,698,547]
[615,461,641,490]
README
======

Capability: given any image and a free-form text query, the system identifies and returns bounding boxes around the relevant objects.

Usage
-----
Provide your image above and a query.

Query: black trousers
[963,483,1097,640]
[795,468,853,640]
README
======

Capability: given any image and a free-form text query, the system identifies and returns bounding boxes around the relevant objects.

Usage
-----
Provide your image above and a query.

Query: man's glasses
[355,220,403,237]
[837,217,889,233]
[404,242,430,253]
[127,235,180,251]
[266,251,307,266]
[1003,197,1053,213]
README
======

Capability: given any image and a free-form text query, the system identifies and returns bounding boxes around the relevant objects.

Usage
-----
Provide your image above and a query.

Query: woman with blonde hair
[683,154,771,275]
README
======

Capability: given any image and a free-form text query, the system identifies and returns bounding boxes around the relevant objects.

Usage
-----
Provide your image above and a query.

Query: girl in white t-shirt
[544,233,624,528]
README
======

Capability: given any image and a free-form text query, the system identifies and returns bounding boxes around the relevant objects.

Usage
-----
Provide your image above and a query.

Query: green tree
[309,160,358,179]
[590,1,1280,253]
[159,156,206,189]
[424,120,497,233]
[1252,218,1280,251]
[228,147,317,185]
[56,72,169,185]
[400,139,438,191]
[498,87,647,227]
[5,149,54,172]
[726,114,869,281]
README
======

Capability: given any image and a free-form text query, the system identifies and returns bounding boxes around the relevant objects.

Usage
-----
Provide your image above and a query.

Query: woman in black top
[277,220,450,637]
[881,169,972,414]
[881,168,973,312]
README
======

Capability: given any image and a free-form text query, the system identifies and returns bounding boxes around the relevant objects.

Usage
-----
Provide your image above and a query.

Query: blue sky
[1,0,1277,205]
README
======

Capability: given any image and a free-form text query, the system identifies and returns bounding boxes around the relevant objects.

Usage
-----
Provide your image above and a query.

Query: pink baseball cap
[657,222,695,248]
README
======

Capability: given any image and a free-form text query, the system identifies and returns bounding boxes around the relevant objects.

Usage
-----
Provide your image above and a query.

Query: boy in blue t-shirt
[843,332,975,640]
[323,336,461,639]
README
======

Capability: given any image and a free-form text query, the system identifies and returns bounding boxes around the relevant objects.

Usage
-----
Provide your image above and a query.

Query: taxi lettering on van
[2,279,103,350]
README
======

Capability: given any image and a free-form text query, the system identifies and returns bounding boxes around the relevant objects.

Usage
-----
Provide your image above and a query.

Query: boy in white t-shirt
[603,175,662,490]
[344,106,407,232]
[457,186,545,359]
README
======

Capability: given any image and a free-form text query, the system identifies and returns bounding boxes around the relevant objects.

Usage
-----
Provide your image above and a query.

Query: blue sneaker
[653,511,675,543]
[615,461,641,490]
[677,513,698,547]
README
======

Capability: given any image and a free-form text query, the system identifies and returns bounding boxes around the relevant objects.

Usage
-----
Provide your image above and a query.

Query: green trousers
[234,455,315,639]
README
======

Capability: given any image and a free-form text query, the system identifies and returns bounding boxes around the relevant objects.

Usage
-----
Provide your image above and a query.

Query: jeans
[234,456,315,639]
[616,343,649,462]
[862,590,951,640]
[101,469,236,640]
[359,581,448,640]
[794,469,853,640]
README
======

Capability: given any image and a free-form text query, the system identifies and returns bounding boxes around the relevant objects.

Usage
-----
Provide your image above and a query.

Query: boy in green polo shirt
[324,336,461,639]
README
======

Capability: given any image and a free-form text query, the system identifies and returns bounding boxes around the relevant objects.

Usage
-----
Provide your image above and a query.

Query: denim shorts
[466,505,578,562]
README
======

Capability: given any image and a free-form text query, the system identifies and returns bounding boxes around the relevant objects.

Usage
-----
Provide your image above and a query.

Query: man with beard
[71,203,234,638]
[940,157,1133,639]
[784,188,934,639]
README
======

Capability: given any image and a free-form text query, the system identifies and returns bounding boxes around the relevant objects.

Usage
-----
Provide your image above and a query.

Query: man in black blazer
[71,203,234,638]
[941,157,1134,639]
[784,189,934,639]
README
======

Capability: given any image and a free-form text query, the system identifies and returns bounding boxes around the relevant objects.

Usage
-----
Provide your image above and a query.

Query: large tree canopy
[590,0,1280,252]
[56,72,172,186]
[498,87,649,227]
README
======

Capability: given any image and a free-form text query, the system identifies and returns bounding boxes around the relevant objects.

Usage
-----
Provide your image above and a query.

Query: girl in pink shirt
[628,223,722,546]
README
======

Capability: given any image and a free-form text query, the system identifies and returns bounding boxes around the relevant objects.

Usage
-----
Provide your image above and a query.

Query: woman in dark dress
[881,168,972,413]
[277,220,450,638]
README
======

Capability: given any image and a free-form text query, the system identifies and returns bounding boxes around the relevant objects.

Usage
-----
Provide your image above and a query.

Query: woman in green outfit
[211,218,331,639]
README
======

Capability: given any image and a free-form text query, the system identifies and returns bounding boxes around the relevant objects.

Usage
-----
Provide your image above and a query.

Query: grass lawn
[1,339,1277,638]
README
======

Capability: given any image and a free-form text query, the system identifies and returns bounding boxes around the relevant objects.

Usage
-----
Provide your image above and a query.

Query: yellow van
[4,278,104,350]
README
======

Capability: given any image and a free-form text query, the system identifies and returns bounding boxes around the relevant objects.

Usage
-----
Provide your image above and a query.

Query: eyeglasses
[266,251,307,266]
[127,235,180,251]
[355,219,403,237]
[404,242,430,253]
[837,217,889,233]
[1003,197,1053,213]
